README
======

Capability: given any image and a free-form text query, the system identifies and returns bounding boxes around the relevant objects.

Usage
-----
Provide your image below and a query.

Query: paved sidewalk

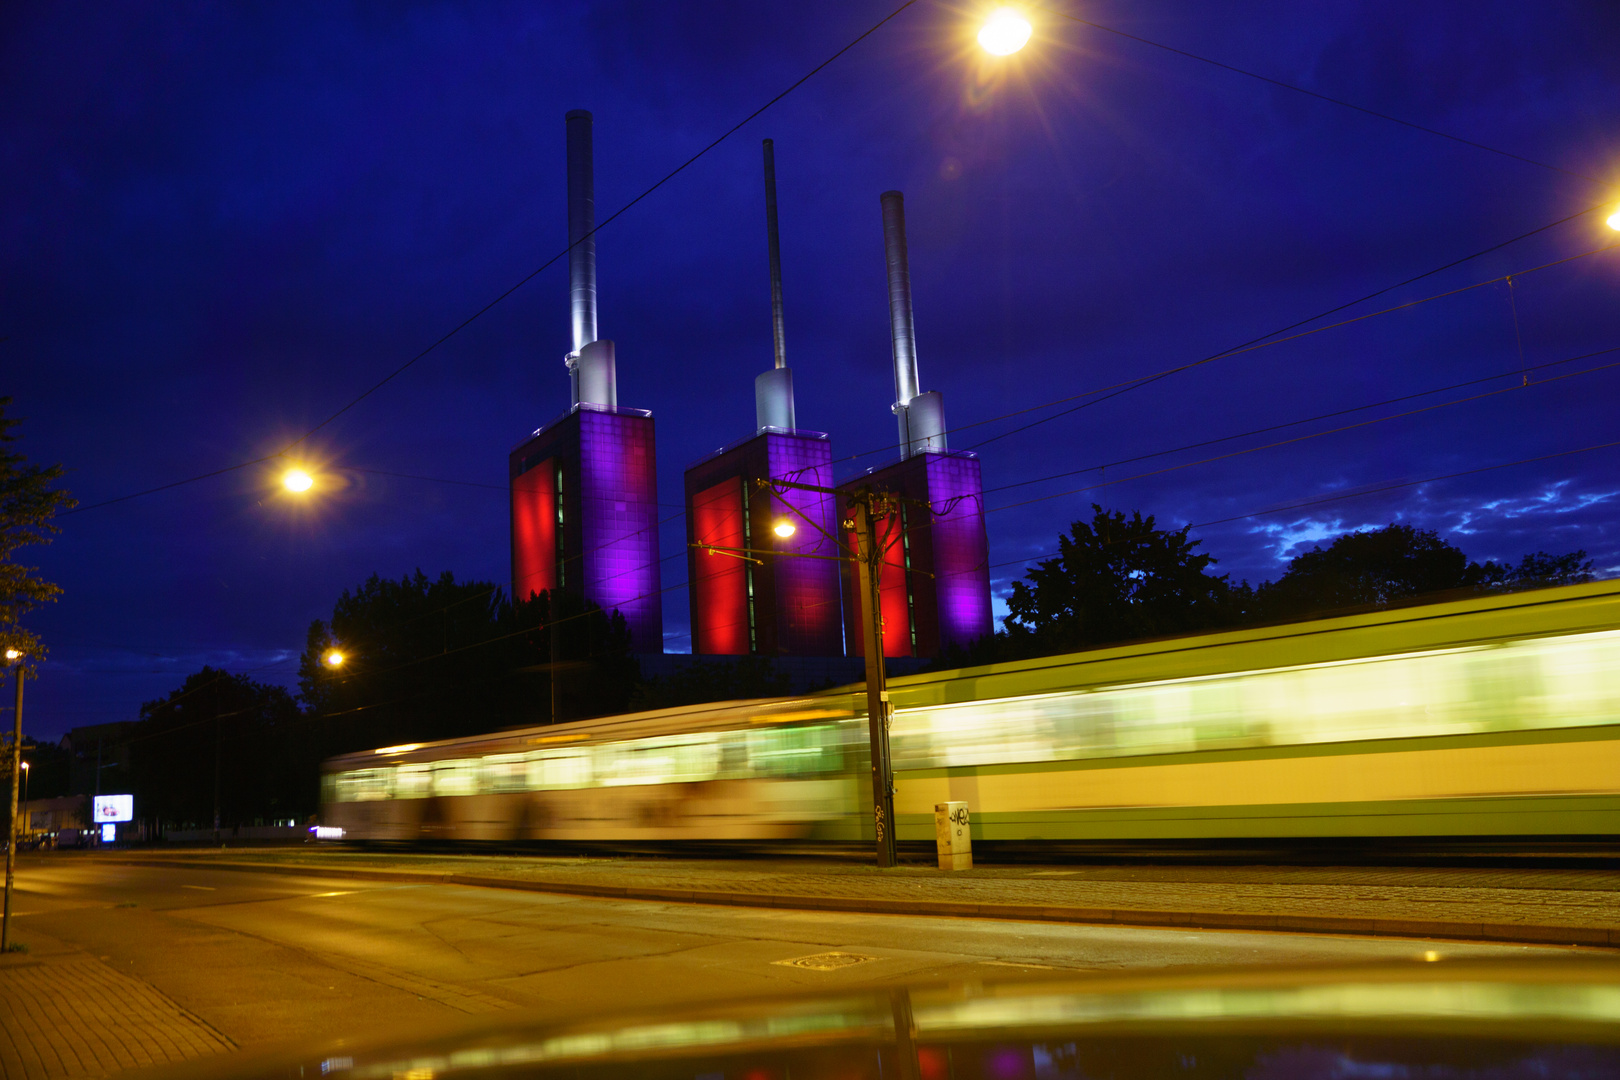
[98,849,1620,948]
[0,945,235,1080]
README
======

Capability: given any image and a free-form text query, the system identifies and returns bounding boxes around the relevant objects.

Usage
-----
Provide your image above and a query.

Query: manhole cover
[772,951,879,971]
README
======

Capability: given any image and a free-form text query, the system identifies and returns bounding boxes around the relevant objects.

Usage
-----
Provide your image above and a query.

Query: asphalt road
[5,856,1606,1058]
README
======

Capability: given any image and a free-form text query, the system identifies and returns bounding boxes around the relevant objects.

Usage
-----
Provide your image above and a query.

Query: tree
[1483,550,1595,592]
[1003,505,1238,655]
[298,572,638,758]
[131,668,305,829]
[1254,524,1595,621]
[631,656,791,711]
[1256,523,1479,619]
[0,397,76,663]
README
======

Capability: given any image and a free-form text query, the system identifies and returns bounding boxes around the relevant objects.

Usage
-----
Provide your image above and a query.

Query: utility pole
[212,679,221,846]
[849,491,898,867]
[697,478,903,867]
[3,662,25,952]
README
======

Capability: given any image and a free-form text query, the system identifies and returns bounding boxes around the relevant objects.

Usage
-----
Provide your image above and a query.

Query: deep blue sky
[5,1,1619,741]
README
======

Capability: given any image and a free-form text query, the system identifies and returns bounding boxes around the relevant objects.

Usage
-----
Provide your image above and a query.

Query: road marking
[180,885,216,891]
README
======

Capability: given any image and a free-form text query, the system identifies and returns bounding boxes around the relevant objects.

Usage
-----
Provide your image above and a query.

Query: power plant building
[509,110,663,653]
[684,140,843,657]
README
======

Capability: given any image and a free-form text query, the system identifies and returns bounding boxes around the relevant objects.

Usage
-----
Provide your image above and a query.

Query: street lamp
[324,649,345,668]
[771,519,797,539]
[978,8,1032,56]
[18,763,27,806]
[282,468,314,493]
[1608,208,1620,231]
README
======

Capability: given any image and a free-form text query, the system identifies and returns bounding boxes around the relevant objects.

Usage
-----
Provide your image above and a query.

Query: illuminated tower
[683,140,843,656]
[840,191,992,659]
[510,111,663,652]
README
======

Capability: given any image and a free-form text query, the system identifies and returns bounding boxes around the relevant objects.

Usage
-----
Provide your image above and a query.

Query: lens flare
[978,9,1032,55]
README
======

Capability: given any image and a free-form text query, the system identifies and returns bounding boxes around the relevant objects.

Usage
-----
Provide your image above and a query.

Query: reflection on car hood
[170,960,1620,1080]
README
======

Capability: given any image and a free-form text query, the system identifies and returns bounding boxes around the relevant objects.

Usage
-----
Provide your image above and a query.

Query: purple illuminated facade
[684,430,843,656]
[839,450,991,659]
[510,404,663,653]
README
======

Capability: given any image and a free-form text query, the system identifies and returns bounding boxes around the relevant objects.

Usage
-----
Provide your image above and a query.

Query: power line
[957,233,1617,453]
[983,345,1620,498]
[985,348,1620,515]
[65,0,920,517]
[1037,4,1601,184]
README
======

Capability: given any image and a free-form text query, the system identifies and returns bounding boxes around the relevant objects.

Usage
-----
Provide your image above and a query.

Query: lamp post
[3,648,24,953]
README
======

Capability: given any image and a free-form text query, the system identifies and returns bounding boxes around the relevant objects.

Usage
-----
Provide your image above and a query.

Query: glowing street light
[324,650,345,668]
[3,650,18,662]
[282,468,314,493]
[978,8,1032,56]
[772,519,797,539]
[1608,208,1620,231]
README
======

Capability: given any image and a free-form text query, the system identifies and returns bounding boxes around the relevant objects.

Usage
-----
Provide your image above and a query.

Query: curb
[103,855,1620,950]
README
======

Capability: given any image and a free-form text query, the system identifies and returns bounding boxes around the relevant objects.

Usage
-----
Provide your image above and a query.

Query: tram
[321,579,1620,844]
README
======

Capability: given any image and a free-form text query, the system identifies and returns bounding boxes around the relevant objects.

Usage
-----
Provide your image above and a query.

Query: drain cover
[772,951,878,971]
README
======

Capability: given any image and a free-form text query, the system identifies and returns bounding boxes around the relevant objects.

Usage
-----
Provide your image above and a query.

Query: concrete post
[934,800,971,870]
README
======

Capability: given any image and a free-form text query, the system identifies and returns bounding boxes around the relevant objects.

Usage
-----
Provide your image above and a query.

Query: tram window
[432,758,481,797]
[528,749,591,790]
[396,763,432,799]
[483,753,527,794]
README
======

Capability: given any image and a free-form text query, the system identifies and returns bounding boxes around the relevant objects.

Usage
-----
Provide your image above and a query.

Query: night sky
[6,1,1619,741]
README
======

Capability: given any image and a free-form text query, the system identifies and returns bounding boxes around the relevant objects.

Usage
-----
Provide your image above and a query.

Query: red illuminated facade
[509,404,663,653]
[684,430,843,657]
[840,451,992,660]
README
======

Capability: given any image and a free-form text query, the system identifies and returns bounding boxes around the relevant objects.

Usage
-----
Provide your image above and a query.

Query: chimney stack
[566,110,615,408]
[881,190,945,457]
[755,139,797,431]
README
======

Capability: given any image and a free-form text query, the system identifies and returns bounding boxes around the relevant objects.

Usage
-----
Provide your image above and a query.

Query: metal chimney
[566,109,615,408]
[566,110,597,354]
[756,139,796,431]
[881,190,945,457]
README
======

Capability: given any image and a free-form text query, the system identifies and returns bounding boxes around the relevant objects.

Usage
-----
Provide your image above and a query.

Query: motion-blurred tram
[321,579,1620,845]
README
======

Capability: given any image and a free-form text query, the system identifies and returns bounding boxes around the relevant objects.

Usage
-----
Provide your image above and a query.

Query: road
[1,856,1610,1075]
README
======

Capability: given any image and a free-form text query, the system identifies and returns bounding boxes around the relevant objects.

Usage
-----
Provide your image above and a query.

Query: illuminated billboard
[93,794,133,823]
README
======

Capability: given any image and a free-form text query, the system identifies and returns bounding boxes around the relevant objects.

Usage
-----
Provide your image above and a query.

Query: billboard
[93,794,133,823]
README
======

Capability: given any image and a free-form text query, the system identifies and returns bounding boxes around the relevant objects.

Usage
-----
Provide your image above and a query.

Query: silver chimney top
[755,138,796,431]
[881,190,945,458]
[566,109,597,354]
[565,110,615,409]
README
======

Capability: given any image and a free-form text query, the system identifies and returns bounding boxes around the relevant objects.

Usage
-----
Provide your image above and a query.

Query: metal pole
[853,495,897,868]
[212,680,221,846]
[763,139,787,370]
[3,667,24,952]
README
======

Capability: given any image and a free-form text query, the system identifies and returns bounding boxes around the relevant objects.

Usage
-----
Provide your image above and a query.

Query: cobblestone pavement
[96,849,1620,945]
[0,951,234,1079]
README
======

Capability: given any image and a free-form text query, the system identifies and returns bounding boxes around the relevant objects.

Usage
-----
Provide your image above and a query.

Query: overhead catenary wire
[984,349,1620,515]
[1035,4,1601,184]
[64,0,920,518]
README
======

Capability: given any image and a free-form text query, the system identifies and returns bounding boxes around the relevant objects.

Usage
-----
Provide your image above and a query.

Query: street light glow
[772,519,797,538]
[3,649,19,661]
[282,468,314,493]
[324,650,345,667]
[978,8,1032,55]
[1608,208,1620,231]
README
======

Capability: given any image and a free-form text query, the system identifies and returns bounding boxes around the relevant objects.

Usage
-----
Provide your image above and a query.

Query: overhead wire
[64,0,921,518]
[1033,3,1602,184]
